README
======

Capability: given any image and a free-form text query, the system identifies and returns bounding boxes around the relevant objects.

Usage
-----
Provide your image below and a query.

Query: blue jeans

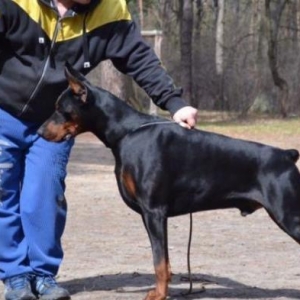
[0,108,74,280]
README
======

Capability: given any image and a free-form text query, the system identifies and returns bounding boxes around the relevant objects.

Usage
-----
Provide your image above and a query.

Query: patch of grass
[199,117,300,136]
[158,110,300,138]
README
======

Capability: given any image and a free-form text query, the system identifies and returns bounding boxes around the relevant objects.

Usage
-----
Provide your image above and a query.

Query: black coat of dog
[38,63,300,300]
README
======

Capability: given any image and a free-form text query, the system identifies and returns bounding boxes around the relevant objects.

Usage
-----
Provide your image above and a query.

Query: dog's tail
[285,149,299,163]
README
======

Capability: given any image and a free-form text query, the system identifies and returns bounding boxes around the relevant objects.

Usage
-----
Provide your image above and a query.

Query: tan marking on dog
[121,171,136,198]
[145,258,171,300]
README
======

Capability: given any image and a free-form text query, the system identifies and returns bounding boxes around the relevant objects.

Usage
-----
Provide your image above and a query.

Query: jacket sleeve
[104,20,188,115]
[0,2,5,39]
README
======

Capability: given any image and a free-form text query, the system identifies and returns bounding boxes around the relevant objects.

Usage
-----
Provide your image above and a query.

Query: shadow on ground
[62,272,300,299]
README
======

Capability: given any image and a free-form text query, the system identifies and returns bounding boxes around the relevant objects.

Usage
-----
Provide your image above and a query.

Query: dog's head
[38,62,93,142]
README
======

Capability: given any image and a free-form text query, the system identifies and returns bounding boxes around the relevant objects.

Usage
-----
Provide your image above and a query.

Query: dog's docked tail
[285,149,300,163]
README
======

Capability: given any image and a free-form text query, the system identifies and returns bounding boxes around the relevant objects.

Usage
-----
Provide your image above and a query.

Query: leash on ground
[186,213,194,295]
[180,213,206,297]
[177,213,194,297]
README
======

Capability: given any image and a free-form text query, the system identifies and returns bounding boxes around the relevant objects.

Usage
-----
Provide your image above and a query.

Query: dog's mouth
[64,133,73,141]
[63,124,81,141]
[37,125,76,143]
[49,129,76,142]
[37,117,82,143]
[43,131,74,143]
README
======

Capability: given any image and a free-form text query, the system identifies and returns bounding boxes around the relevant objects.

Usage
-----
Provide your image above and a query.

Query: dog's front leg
[142,213,171,300]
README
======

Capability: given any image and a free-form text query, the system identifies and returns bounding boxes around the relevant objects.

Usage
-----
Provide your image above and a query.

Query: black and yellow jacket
[0,0,187,123]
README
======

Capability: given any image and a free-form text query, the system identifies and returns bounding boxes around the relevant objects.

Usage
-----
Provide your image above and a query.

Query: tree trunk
[215,0,225,110]
[137,0,144,29]
[250,0,263,52]
[248,0,264,114]
[265,0,289,117]
[193,0,203,108]
[295,0,300,49]
[179,0,193,105]
[215,0,224,76]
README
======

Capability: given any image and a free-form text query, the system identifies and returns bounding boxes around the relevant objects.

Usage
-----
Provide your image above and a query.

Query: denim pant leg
[0,118,32,280]
[20,134,74,276]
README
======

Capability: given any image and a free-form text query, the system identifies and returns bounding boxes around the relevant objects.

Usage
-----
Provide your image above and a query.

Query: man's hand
[172,106,198,129]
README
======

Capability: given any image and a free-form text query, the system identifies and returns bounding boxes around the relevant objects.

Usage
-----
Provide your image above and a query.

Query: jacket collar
[38,0,101,14]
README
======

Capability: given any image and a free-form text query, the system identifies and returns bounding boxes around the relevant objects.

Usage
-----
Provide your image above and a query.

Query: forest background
[91,0,300,119]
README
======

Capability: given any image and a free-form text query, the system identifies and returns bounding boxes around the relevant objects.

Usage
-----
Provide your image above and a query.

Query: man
[0,0,198,299]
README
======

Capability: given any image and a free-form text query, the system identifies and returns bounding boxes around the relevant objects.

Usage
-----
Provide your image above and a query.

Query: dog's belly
[166,191,263,217]
[115,160,264,218]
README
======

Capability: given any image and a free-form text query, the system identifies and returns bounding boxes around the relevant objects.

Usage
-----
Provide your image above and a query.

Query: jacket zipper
[20,16,62,117]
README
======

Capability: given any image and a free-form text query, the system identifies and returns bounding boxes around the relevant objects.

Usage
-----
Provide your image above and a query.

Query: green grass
[199,117,300,136]
[158,109,300,138]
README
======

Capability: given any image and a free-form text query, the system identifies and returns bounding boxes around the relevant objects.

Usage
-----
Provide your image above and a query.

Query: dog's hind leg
[142,213,171,300]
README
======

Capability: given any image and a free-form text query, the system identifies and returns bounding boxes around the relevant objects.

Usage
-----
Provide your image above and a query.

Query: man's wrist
[164,97,189,116]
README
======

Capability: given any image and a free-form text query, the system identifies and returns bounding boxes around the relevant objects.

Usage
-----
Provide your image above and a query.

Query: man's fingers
[172,106,198,129]
[186,117,196,128]
[178,121,191,129]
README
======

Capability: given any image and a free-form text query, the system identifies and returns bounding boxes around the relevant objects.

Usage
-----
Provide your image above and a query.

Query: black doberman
[38,63,300,300]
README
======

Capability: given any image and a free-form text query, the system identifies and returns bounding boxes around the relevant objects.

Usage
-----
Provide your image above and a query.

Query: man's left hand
[172,106,198,129]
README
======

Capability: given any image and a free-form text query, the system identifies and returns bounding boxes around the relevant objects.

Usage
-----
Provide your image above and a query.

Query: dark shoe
[32,276,70,300]
[4,274,36,300]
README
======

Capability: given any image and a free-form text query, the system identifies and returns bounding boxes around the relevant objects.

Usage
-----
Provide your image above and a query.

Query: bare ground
[2,125,300,300]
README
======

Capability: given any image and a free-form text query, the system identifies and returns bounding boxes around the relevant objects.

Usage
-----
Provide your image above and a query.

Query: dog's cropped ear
[64,62,88,103]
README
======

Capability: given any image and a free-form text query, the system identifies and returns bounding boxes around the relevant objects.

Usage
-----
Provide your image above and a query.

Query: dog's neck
[88,89,158,148]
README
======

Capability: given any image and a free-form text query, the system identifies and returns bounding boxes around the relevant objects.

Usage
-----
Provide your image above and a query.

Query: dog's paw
[144,289,167,300]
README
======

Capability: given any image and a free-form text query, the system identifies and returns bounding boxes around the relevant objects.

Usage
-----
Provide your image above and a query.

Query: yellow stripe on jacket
[12,0,131,42]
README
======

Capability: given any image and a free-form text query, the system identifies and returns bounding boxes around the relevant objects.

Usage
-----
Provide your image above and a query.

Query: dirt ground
[2,127,300,300]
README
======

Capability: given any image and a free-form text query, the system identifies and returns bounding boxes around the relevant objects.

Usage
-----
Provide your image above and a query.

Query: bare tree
[250,0,263,53]
[215,0,225,110]
[215,0,224,76]
[193,0,204,107]
[265,0,289,117]
[179,0,194,105]
[138,0,144,28]
[296,1,300,48]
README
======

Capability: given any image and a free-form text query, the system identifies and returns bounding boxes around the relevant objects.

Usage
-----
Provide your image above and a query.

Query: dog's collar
[138,121,176,129]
